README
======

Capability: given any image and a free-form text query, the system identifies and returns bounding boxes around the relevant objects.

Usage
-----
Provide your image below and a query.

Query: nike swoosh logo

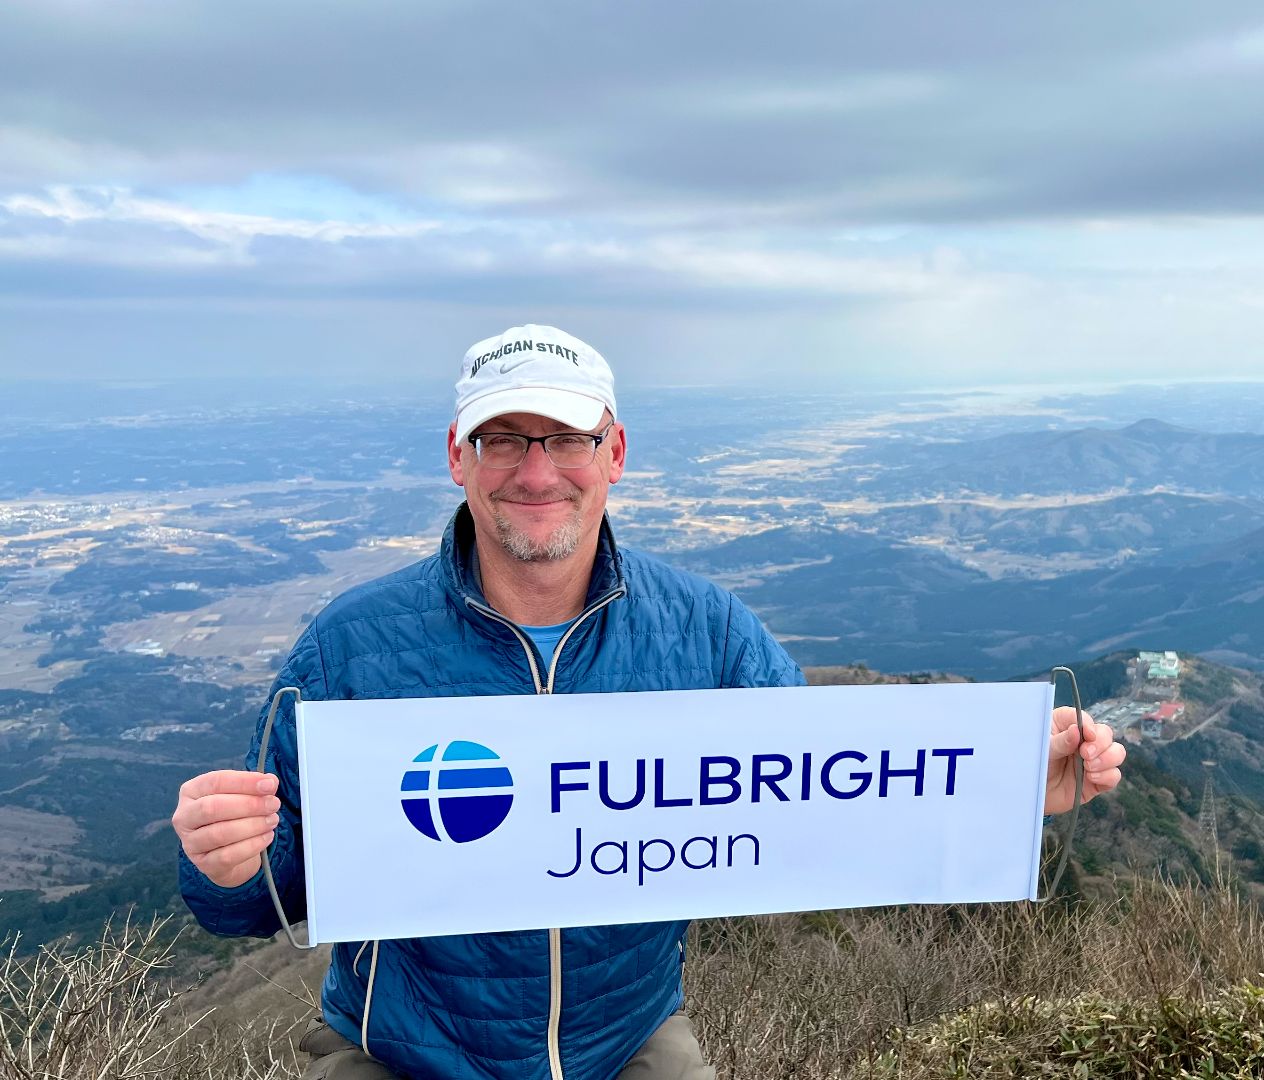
[499,357,534,374]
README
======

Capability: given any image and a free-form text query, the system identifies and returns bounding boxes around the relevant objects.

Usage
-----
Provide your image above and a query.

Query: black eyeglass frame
[466,420,615,469]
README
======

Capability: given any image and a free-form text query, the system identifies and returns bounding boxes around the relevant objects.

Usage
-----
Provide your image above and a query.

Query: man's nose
[514,440,562,485]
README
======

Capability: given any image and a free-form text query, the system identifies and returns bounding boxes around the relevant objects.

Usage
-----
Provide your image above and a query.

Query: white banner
[295,681,1054,944]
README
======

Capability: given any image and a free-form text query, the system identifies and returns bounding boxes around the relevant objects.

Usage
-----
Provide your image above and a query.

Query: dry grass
[0,915,303,1079]
[4,876,1264,1079]
[688,877,1264,1077]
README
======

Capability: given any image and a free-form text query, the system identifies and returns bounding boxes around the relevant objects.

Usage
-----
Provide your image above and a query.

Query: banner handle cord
[257,685,317,949]
[1034,666,1085,903]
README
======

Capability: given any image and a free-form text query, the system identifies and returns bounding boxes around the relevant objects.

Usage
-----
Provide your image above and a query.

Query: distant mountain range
[679,518,1264,678]
[858,419,1264,499]
[865,491,1264,562]
[642,414,1264,679]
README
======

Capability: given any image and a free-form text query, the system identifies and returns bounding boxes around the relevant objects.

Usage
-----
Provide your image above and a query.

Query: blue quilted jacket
[180,504,804,1079]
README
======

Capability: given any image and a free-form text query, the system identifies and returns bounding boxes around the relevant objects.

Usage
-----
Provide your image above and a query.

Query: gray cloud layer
[5,1,1263,221]
[2,1,1263,383]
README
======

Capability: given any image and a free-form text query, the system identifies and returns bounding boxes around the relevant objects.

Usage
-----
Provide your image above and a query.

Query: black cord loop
[256,685,317,949]
[1034,666,1085,903]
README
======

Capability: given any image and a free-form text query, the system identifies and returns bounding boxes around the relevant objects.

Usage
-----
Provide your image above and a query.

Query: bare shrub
[0,915,303,1079]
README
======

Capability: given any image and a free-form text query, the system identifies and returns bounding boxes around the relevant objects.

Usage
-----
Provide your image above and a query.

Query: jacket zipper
[464,586,625,1080]
[463,588,625,696]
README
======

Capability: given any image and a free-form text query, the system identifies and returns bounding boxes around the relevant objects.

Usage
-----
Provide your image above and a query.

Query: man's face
[447,411,626,565]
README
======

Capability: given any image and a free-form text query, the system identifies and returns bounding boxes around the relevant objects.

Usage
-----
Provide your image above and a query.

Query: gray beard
[491,504,584,563]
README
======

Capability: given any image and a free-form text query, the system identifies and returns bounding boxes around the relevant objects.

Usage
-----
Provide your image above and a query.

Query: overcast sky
[2,1,1263,389]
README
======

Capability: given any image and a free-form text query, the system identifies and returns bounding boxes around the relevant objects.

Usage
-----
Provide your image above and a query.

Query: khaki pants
[298,1011,715,1079]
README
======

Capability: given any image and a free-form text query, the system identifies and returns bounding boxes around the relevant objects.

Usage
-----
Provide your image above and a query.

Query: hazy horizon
[7,373,1264,441]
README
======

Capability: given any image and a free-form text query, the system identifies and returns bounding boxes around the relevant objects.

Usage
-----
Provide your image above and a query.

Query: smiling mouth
[490,490,578,509]
[501,498,568,507]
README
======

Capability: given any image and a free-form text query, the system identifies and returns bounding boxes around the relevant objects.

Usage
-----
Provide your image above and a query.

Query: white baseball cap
[454,324,617,443]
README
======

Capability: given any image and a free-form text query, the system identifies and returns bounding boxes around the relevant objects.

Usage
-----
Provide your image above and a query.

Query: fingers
[173,770,279,832]
[180,812,280,857]
[173,770,282,888]
[191,832,275,887]
[1085,767,1123,796]
[1080,721,1114,757]
[1046,707,1127,812]
[180,769,277,801]
[1085,738,1126,785]
[171,769,283,887]
[1048,707,1094,759]
[1065,719,1126,803]
[1052,706,1096,734]
[176,790,282,831]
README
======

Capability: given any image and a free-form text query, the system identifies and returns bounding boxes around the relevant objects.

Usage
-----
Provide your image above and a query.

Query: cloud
[3,185,443,252]
[1,181,1026,311]
[3,1,1263,221]
[1,1,1263,385]
[686,73,946,117]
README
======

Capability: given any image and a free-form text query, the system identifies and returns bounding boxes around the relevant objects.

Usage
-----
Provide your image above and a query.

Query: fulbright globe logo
[400,741,514,843]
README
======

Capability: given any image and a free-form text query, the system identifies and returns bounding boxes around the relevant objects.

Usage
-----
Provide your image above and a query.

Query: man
[173,324,1126,1080]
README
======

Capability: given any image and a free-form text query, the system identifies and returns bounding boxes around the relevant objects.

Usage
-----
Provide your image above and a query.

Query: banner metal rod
[257,685,318,950]
[1034,666,1085,903]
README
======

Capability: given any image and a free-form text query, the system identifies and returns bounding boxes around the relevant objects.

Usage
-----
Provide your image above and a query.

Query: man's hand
[173,770,281,888]
[1045,707,1126,815]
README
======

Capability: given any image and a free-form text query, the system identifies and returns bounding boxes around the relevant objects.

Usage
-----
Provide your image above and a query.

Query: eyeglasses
[468,421,614,469]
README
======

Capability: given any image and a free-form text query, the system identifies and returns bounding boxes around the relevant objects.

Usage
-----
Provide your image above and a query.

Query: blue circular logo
[400,741,514,843]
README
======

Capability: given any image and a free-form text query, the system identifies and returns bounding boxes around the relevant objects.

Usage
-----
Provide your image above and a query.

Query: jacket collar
[440,502,625,620]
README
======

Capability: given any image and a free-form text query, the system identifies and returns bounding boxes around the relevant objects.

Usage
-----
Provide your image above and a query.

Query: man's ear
[607,421,627,485]
[447,423,466,487]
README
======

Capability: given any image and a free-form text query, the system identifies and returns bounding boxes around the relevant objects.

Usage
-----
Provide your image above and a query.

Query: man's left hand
[1045,706,1126,815]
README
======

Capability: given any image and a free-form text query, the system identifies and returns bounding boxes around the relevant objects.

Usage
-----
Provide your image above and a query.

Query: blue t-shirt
[521,621,570,664]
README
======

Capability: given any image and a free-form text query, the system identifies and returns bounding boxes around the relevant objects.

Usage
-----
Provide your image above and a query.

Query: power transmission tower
[1199,761,1221,881]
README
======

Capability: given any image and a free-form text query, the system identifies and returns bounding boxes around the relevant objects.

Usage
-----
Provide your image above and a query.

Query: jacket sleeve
[178,621,327,938]
[720,592,807,689]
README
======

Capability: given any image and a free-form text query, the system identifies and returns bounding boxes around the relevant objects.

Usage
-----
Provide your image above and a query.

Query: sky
[2,0,1263,390]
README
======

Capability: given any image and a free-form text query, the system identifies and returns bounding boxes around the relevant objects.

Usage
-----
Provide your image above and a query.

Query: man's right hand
[173,770,282,888]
